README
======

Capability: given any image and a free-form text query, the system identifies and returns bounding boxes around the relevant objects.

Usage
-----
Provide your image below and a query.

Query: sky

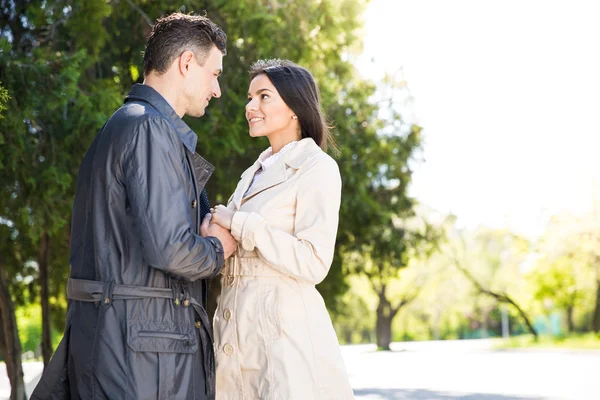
[356,0,600,239]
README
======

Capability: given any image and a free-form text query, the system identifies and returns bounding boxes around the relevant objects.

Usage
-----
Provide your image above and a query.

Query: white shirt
[245,141,299,196]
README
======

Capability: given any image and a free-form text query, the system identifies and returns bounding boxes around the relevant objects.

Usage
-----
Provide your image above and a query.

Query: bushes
[15,304,62,357]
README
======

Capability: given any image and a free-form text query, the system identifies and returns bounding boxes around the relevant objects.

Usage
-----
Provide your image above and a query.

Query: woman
[209,59,354,399]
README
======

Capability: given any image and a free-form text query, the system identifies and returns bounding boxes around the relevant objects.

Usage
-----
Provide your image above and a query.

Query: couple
[32,12,354,400]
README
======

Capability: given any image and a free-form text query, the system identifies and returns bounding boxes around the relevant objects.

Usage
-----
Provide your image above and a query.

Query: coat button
[242,238,254,251]
[195,320,202,329]
[223,309,232,321]
[183,299,190,307]
[192,199,197,208]
[223,344,234,356]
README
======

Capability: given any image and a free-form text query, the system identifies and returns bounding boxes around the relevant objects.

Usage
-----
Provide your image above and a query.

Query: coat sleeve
[123,117,224,281]
[230,155,341,284]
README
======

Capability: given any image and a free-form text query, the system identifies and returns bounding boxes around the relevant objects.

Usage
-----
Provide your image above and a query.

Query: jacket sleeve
[123,117,224,281]
[230,156,341,284]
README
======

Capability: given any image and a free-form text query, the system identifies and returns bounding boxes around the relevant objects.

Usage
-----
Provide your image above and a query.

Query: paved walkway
[344,340,599,400]
[2,340,598,399]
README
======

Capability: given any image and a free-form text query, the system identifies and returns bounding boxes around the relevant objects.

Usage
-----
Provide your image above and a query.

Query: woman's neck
[268,131,301,154]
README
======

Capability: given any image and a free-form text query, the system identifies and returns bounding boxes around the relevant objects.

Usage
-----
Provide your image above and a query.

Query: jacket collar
[231,138,321,209]
[283,137,320,169]
[124,84,197,153]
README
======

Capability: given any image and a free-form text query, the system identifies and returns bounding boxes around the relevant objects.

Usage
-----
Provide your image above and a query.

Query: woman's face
[246,74,296,139]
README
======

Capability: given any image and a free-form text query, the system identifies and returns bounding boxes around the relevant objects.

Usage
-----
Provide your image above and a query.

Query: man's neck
[142,76,185,118]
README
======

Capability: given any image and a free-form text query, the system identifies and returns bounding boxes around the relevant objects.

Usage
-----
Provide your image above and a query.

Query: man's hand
[201,214,236,259]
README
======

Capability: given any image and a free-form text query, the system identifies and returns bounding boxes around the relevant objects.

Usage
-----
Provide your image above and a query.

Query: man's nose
[212,81,221,98]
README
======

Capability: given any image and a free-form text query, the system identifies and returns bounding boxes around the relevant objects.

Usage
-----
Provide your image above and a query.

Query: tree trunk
[592,279,600,333]
[375,285,397,351]
[375,309,393,351]
[505,296,538,339]
[432,307,441,341]
[481,309,489,339]
[0,261,27,400]
[566,305,574,333]
[39,231,52,367]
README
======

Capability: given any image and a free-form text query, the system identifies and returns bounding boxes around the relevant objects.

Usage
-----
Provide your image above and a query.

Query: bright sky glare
[357,0,600,238]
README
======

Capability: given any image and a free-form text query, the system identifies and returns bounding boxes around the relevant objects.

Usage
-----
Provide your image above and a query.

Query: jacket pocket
[258,285,282,340]
[127,319,197,353]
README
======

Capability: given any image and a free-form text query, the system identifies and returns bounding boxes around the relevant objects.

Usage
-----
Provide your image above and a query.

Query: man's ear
[179,50,195,76]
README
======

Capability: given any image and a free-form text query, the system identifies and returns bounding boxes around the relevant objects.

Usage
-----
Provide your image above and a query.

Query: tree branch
[124,0,153,26]
[445,231,538,339]
[390,290,419,319]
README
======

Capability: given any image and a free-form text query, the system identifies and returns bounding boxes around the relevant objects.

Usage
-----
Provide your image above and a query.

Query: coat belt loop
[170,279,182,306]
[102,281,115,306]
[181,281,191,307]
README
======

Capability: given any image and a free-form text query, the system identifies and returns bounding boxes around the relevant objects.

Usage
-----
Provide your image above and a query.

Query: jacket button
[242,238,254,251]
[191,199,197,208]
[223,344,234,356]
[223,309,232,321]
[195,320,202,329]
[183,299,190,307]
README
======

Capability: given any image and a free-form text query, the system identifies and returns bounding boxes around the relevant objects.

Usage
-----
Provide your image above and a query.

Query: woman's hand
[210,204,234,230]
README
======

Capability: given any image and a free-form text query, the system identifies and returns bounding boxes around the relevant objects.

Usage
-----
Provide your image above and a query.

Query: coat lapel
[230,161,261,210]
[232,138,320,208]
[242,160,288,201]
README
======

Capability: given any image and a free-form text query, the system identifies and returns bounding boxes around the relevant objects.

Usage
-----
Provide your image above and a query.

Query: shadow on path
[353,388,547,400]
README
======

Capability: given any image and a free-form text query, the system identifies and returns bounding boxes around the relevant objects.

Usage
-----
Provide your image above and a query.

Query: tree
[532,212,600,333]
[0,0,120,370]
[445,224,538,339]
[530,254,585,332]
[0,214,32,400]
[332,75,434,349]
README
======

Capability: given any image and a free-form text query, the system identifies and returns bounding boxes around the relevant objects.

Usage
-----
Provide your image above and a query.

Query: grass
[493,333,600,350]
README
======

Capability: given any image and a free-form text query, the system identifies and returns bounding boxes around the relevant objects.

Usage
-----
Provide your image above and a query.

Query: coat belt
[66,277,216,397]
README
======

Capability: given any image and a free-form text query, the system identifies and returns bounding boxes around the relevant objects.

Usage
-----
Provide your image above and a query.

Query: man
[31,13,236,399]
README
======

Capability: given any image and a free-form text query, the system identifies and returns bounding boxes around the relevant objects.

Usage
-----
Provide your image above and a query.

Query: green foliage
[16,304,62,354]
[0,0,123,332]
[530,255,583,312]
[494,333,600,350]
[0,82,8,119]
[1,0,418,336]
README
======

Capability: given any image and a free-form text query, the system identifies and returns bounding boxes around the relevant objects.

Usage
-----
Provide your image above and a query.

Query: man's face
[183,46,223,117]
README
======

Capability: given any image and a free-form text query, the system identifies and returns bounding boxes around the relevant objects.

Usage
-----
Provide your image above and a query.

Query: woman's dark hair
[249,59,337,152]
[143,13,227,76]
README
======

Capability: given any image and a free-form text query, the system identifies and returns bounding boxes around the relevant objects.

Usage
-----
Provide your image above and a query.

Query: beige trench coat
[214,138,354,399]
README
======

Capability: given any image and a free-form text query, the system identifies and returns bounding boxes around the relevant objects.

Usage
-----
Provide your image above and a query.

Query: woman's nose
[246,98,258,111]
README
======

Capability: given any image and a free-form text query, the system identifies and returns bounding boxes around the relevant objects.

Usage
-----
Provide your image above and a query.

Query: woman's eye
[261,94,269,100]
[247,97,252,103]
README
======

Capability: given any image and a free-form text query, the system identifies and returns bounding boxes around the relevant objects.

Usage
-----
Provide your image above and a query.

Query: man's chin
[187,108,206,118]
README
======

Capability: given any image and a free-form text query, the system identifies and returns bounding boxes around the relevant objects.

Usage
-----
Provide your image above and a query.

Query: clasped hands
[200,204,237,259]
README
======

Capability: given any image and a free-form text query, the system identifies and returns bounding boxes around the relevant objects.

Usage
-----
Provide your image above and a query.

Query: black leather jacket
[32,84,224,399]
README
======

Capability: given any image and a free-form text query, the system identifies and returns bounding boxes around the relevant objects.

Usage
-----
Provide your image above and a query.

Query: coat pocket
[127,319,198,353]
[258,285,282,340]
